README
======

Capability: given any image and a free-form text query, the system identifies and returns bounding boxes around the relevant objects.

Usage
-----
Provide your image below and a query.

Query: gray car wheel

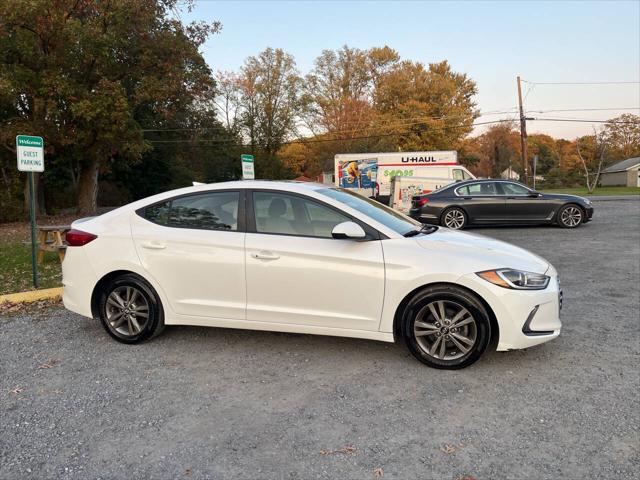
[441,207,467,230]
[557,204,583,228]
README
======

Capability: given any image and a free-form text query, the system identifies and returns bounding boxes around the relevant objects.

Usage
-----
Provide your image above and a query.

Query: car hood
[414,228,551,274]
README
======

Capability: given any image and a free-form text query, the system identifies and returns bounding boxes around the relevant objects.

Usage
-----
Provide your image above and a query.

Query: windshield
[317,188,422,236]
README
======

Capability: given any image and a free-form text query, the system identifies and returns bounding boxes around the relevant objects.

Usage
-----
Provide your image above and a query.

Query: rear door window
[456,183,498,196]
[142,191,240,231]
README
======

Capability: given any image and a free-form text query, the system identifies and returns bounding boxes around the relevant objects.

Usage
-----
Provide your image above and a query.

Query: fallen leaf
[38,358,59,369]
[320,445,357,456]
[440,443,457,454]
[9,387,23,395]
[373,467,384,478]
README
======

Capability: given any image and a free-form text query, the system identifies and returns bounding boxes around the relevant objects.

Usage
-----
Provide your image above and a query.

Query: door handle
[141,241,166,250]
[251,251,280,260]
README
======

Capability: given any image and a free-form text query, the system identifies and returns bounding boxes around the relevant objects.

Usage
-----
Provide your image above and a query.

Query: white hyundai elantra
[62,181,561,369]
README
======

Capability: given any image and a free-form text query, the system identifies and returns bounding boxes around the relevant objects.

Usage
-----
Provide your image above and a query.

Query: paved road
[2,200,639,479]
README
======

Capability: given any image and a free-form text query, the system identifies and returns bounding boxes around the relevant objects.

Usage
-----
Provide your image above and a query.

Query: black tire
[400,285,491,369]
[557,204,584,228]
[98,274,164,344]
[440,207,468,230]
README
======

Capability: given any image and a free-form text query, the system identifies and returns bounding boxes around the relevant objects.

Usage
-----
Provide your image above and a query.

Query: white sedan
[62,181,561,369]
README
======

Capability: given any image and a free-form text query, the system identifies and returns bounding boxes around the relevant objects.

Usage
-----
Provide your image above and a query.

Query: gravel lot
[2,198,639,479]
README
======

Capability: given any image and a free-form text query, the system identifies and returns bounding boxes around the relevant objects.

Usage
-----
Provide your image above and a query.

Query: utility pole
[517,76,529,185]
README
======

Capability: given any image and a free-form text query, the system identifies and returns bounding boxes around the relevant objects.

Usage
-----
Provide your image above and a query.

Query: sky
[182,0,640,139]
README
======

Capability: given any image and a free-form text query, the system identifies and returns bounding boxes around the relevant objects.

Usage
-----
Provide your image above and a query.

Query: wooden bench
[36,225,71,264]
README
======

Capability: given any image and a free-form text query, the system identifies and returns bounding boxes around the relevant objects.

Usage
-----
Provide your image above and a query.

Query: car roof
[448,178,528,187]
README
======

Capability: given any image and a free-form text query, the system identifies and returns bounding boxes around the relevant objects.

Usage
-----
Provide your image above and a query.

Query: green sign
[16,135,44,172]
[241,154,255,180]
[16,134,45,289]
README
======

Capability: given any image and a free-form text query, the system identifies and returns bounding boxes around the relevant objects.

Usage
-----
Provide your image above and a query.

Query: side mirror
[528,192,542,198]
[331,221,367,240]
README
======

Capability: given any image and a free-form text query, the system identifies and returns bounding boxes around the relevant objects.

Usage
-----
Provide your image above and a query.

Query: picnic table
[36,225,71,264]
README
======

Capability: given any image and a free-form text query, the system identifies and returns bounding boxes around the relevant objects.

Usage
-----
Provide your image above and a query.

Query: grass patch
[539,186,640,196]
[0,242,63,295]
[0,215,78,295]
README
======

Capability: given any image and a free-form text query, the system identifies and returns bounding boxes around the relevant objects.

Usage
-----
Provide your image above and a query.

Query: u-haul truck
[389,176,454,214]
[334,151,475,204]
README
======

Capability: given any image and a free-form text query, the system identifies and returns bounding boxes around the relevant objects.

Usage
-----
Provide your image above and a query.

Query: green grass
[0,242,62,295]
[0,220,71,295]
[539,186,640,196]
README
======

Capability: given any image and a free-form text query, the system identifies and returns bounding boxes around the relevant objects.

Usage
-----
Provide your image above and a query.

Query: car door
[131,190,246,320]
[244,189,385,331]
[454,182,505,222]
[497,182,555,221]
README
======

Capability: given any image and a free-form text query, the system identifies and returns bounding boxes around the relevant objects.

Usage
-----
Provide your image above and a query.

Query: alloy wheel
[443,209,465,229]
[106,286,149,336]
[413,300,477,360]
[560,206,582,227]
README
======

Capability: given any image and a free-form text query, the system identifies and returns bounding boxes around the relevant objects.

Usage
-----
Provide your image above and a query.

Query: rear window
[142,191,239,231]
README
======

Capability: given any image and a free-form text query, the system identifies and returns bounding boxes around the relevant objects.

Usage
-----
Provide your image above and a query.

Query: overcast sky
[184,0,640,139]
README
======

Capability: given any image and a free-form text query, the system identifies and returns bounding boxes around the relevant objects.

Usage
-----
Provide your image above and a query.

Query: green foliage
[0,0,220,214]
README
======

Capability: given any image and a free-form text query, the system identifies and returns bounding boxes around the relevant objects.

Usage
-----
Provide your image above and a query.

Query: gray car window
[456,183,498,196]
[500,182,531,196]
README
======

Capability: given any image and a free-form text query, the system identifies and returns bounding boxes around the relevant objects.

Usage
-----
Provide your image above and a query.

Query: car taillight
[66,229,98,246]
[418,197,429,206]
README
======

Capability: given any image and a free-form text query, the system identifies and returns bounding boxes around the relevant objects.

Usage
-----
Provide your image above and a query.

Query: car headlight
[477,269,550,290]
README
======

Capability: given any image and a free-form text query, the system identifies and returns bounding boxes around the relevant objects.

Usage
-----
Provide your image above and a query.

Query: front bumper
[584,205,594,222]
[457,272,562,351]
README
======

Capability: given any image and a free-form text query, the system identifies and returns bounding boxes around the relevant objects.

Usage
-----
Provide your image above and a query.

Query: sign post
[241,154,255,180]
[16,135,44,289]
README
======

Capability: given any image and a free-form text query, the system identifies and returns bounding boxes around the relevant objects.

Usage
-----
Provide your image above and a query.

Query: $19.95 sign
[16,135,44,172]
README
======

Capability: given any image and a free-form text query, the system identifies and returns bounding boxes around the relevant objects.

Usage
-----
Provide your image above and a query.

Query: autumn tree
[602,114,640,160]
[0,0,219,214]
[373,60,479,151]
[234,48,303,178]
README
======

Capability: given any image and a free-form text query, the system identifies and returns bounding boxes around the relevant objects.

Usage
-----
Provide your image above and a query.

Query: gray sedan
[409,179,594,229]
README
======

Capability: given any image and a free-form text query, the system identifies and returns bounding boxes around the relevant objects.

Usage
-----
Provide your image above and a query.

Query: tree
[236,48,302,178]
[576,130,608,193]
[602,114,640,160]
[0,0,219,214]
[304,46,374,135]
[528,134,559,175]
[373,60,479,151]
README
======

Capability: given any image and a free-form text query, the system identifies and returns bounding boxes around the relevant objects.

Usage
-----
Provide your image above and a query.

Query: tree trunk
[77,158,100,215]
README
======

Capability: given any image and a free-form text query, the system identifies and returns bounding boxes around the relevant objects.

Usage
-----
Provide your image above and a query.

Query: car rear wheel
[98,274,164,344]
[441,207,467,230]
[557,204,583,228]
[401,285,491,369]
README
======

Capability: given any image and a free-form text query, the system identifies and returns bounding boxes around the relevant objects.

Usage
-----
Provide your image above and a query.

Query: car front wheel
[557,204,583,228]
[401,285,491,369]
[98,274,165,344]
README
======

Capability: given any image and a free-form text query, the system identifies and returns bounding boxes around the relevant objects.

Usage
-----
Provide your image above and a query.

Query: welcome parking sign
[16,135,44,172]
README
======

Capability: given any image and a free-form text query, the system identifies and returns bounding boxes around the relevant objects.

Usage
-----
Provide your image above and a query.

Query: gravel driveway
[2,199,639,479]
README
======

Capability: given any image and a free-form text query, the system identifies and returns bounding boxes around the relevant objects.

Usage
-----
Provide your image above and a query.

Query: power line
[526,107,639,113]
[531,117,640,124]
[140,109,520,133]
[522,80,640,85]
[147,118,517,147]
